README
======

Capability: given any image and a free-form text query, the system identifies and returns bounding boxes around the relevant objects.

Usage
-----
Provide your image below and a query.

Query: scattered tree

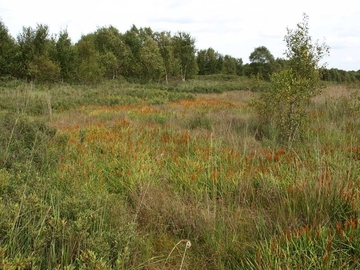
[248,46,275,80]
[254,13,330,146]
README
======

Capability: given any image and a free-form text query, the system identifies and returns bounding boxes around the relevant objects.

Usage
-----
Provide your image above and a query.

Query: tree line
[1,19,359,85]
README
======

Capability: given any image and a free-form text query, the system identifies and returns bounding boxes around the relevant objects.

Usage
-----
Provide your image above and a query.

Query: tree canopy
[255,13,330,146]
[0,18,356,84]
[248,46,276,80]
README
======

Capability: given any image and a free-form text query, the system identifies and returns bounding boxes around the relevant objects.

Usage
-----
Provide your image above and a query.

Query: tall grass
[0,82,359,269]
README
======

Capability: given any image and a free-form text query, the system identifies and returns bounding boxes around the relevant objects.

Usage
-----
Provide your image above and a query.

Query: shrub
[254,14,329,147]
[0,113,57,173]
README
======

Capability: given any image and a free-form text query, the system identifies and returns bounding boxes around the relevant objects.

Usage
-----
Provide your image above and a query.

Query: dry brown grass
[174,90,260,153]
[197,90,257,104]
[49,109,97,129]
[208,110,262,153]
[312,85,359,105]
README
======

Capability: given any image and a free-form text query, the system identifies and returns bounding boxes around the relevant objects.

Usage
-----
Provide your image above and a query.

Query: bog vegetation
[1,14,360,269]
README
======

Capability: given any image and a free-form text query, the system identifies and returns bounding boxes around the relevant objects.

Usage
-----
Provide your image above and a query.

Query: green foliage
[3,19,356,87]
[171,75,268,93]
[248,46,276,80]
[93,26,123,54]
[140,38,164,82]
[236,58,244,76]
[0,20,18,77]
[55,29,77,82]
[197,48,220,75]
[254,14,330,146]
[0,113,57,173]
[29,54,61,83]
[99,51,118,79]
[285,14,330,83]
[255,69,314,144]
[93,26,129,80]
[77,61,104,85]
[186,112,212,130]
[172,32,198,81]
[245,220,360,269]
[249,46,275,64]
[197,48,243,77]
[153,31,175,84]
[122,25,143,78]
[16,24,55,81]
[76,35,104,85]
[321,68,359,84]
[222,55,238,75]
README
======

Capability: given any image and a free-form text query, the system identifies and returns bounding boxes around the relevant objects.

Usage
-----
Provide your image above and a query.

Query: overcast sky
[1,0,359,71]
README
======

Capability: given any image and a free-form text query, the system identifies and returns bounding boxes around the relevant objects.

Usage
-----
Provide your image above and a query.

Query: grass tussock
[0,80,359,269]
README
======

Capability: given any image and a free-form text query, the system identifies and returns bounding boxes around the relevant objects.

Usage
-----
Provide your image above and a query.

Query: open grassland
[0,80,360,269]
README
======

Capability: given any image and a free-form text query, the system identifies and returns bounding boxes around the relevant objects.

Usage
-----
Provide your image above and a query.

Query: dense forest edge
[1,14,360,269]
[1,18,360,86]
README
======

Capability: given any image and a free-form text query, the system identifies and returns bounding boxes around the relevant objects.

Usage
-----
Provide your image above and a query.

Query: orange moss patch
[171,97,238,110]
[87,104,161,116]
[51,103,164,131]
